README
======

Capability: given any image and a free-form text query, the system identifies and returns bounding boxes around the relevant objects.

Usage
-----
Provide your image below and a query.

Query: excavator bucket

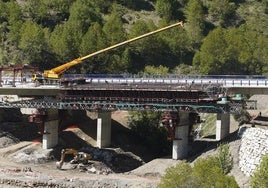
[56,161,63,169]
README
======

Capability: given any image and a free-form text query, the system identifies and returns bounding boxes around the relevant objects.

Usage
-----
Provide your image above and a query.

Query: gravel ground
[0,142,160,188]
[0,119,161,188]
[0,131,250,188]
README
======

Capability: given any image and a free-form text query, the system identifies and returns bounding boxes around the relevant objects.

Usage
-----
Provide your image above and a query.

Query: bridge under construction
[0,73,255,160]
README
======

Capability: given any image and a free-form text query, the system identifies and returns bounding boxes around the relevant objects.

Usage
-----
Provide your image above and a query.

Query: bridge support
[172,111,189,160]
[97,111,111,148]
[216,113,230,141]
[42,109,59,149]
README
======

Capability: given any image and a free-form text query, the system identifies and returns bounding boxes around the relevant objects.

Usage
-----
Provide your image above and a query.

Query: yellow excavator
[56,148,91,169]
[32,21,183,83]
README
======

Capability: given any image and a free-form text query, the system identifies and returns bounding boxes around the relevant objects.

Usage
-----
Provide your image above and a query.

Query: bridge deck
[0,75,259,113]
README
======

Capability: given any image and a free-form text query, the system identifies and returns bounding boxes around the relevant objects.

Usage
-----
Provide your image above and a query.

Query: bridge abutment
[172,111,189,160]
[97,111,111,148]
[216,113,230,141]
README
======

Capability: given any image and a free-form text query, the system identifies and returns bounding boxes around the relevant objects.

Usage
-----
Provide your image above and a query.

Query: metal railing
[1,74,268,88]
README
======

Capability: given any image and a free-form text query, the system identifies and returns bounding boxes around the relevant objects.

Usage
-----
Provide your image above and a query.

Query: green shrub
[216,143,233,174]
[193,156,238,188]
[159,144,238,188]
[250,154,268,188]
[159,161,199,188]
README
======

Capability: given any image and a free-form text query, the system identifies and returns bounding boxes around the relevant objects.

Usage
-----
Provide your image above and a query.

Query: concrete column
[43,120,58,149]
[42,109,59,149]
[172,125,189,159]
[172,111,189,160]
[216,113,230,141]
[97,111,111,148]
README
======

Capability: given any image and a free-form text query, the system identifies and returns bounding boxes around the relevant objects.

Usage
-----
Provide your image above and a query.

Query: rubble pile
[0,131,19,148]
[12,145,53,164]
[62,146,145,174]
[239,127,268,176]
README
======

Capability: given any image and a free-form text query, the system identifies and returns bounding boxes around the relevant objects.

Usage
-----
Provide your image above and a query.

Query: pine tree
[184,0,205,47]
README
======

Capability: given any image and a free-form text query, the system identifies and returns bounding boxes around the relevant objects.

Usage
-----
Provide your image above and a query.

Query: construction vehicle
[32,21,183,84]
[56,148,91,169]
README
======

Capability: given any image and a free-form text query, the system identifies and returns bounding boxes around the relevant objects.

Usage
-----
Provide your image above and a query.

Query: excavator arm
[56,148,78,169]
[40,21,183,80]
[56,148,92,169]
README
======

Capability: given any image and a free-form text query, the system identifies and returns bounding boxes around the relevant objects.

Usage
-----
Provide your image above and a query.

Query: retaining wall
[239,127,268,176]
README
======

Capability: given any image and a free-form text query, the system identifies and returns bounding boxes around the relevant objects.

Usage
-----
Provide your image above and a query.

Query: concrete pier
[42,109,59,149]
[172,111,189,160]
[97,111,111,148]
[216,113,230,141]
[42,120,58,149]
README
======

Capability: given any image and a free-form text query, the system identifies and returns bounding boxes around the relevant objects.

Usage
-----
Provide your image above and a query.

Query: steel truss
[0,97,243,114]
[0,80,245,114]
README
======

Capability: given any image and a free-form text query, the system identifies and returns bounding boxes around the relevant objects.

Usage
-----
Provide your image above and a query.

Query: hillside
[0,0,267,76]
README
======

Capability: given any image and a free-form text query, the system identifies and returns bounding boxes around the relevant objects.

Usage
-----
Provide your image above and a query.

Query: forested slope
[0,0,267,75]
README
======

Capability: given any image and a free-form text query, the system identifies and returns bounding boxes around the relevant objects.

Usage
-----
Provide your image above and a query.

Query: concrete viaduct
[0,75,267,160]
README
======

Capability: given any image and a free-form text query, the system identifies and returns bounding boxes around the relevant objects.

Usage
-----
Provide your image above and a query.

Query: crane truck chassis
[32,21,183,85]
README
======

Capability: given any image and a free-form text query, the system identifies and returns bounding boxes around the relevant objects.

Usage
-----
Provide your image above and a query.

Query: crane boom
[41,21,184,79]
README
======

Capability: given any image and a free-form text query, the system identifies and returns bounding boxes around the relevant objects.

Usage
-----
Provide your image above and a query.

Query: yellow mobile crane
[32,21,183,83]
